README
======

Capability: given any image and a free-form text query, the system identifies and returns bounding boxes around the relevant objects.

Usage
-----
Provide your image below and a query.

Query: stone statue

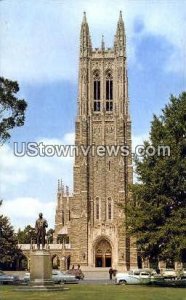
[35,213,48,250]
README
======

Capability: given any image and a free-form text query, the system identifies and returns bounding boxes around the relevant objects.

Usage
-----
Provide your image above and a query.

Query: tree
[0,202,22,270]
[17,226,55,244]
[0,77,27,143]
[46,228,55,243]
[17,225,36,244]
[127,92,186,263]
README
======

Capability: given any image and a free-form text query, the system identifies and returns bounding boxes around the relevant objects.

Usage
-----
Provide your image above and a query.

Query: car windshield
[134,272,140,275]
[52,271,59,275]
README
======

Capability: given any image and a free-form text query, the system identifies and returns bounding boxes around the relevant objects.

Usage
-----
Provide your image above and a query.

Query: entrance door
[96,256,103,267]
[95,239,112,268]
[66,256,71,270]
[105,257,111,267]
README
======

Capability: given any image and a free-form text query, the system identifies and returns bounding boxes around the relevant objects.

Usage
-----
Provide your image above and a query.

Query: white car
[115,269,155,285]
[161,269,177,278]
[23,270,79,284]
[52,270,79,284]
[0,271,20,285]
[23,272,30,283]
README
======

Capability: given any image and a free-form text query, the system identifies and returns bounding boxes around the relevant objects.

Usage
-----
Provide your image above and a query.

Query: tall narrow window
[62,210,64,226]
[108,197,112,220]
[106,70,113,111]
[96,197,100,220]
[93,70,101,111]
[65,236,70,244]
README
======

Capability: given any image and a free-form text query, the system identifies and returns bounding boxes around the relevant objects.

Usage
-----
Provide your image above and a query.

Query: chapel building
[53,12,137,270]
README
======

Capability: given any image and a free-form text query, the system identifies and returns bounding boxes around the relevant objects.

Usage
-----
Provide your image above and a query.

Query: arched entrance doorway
[95,238,112,267]
[17,255,28,270]
[52,255,60,269]
[66,256,71,270]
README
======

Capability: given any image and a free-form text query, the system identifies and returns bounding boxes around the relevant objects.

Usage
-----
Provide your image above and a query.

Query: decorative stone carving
[117,66,123,80]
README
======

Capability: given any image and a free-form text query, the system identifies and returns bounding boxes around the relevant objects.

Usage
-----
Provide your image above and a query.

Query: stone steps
[81,267,111,279]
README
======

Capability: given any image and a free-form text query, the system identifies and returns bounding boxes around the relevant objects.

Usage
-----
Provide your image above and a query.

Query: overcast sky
[0,0,186,231]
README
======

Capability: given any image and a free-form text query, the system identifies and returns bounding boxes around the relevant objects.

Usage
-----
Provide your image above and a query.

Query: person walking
[109,267,113,280]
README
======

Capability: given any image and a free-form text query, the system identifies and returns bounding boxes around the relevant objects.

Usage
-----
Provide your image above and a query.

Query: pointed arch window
[93,70,101,112]
[65,236,70,244]
[106,70,113,111]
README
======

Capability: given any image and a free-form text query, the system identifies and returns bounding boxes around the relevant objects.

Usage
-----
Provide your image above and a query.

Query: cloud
[0,133,75,193]
[1,197,55,231]
[0,129,150,228]
[0,132,76,230]
[0,0,185,82]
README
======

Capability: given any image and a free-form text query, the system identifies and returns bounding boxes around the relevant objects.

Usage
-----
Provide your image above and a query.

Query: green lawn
[1,284,186,300]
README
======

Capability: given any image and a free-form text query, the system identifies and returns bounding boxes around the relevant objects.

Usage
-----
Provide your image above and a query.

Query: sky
[0,0,186,231]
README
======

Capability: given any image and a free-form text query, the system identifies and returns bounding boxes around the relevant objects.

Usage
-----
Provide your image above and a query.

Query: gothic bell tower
[71,11,137,269]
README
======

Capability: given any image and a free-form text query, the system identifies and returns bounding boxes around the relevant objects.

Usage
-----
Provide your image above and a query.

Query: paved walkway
[80,279,115,285]
[6,268,117,281]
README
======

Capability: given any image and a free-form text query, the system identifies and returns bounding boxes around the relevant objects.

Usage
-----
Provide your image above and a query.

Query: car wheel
[119,280,127,285]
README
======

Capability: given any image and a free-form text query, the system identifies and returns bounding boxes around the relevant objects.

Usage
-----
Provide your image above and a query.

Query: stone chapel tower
[54,12,137,270]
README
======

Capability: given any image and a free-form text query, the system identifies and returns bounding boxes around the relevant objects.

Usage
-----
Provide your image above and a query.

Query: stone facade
[53,12,137,271]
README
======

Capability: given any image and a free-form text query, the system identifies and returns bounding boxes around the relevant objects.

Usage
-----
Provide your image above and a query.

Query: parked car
[52,270,79,284]
[161,269,177,279]
[115,269,156,285]
[0,270,20,285]
[66,268,84,280]
[23,272,30,283]
[23,270,79,284]
[180,269,186,279]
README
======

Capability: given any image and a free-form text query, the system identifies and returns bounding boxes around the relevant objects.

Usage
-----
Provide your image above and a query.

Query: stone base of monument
[17,249,67,292]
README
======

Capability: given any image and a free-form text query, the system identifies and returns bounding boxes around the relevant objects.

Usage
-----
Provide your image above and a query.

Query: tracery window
[93,70,101,111]
[65,236,70,244]
[106,70,113,111]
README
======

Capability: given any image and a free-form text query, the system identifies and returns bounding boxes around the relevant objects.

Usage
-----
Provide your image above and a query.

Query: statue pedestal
[17,249,67,292]
[30,250,54,287]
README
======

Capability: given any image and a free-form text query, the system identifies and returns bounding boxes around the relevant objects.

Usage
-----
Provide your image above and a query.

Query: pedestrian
[109,267,113,280]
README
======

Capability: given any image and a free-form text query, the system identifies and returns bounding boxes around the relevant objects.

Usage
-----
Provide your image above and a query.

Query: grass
[0,284,186,300]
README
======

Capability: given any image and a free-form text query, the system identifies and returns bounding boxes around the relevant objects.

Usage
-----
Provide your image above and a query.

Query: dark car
[0,270,20,285]
[67,268,84,280]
